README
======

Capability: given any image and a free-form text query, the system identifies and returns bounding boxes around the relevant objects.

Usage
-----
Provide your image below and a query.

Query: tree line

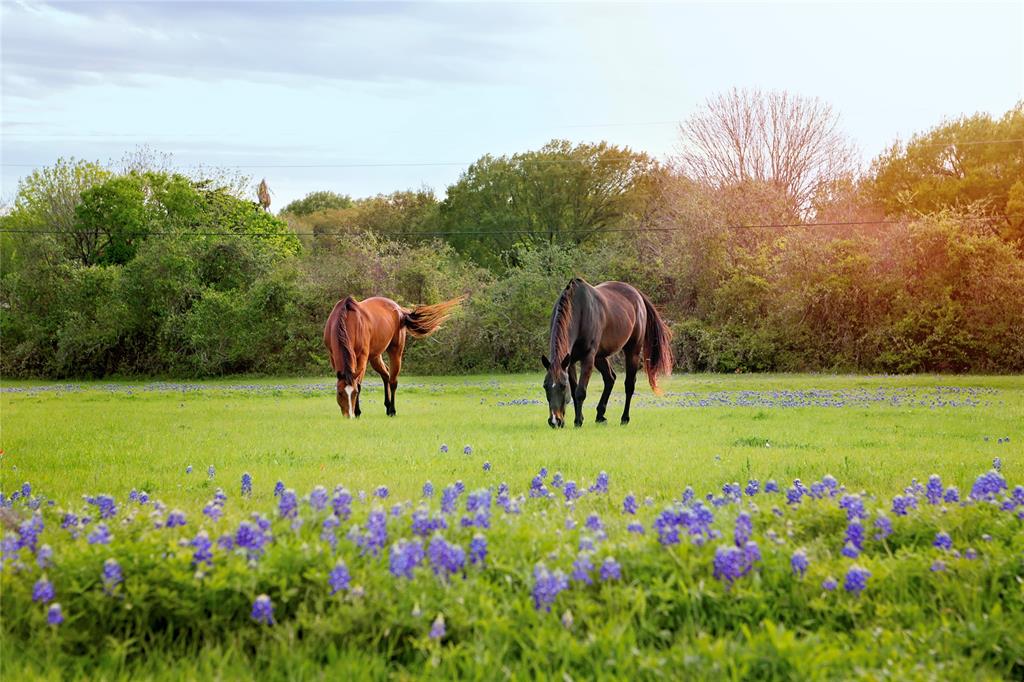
[2,90,1022,378]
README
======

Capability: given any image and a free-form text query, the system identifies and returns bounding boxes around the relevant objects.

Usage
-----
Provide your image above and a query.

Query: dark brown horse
[541,279,673,428]
[324,295,464,418]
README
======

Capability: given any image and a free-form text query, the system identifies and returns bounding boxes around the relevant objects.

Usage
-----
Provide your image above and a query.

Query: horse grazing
[324,295,464,418]
[541,279,673,428]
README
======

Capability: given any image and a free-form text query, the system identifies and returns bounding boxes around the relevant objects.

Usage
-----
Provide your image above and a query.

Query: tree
[677,88,857,217]
[868,102,1024,244]
[281,190,353,216]
[440,140,658,268]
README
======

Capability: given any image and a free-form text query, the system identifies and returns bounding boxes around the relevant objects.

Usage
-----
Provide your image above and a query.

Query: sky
[2,0,1022,210]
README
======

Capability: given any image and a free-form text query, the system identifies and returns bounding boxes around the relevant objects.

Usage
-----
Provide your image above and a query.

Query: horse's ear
[343,296,357,310]
[541,355,550,370]
[560,355,572,370]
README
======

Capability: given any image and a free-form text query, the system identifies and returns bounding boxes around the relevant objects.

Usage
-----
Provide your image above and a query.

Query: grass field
[2,373,1023,679]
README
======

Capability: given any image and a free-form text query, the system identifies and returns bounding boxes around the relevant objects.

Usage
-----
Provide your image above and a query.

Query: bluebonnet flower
[374,486,389,499]
[970,470,1007,500]
[539,467,549,478]
[191,530,213,567]
[822,475,839,494]
[470,534,487,566]
[577,535,595,552]
[241,473,252,497]
[430,614,446,640]
[359,509,388,557]
[734,512,752,546]
[234,521,268,561]
[993,457,1001,471]
[216,534,234,551]
[102,558,123,592]
[138,491,149,505]
[925,475,943,505]
[278,489,298,519]
[61,512,78,530]
[483,461,491,472]
[411,509,447,537]
[88,494,117,520]
[426,535,464,579]
[589,471,609,494]
[845,521,864,551]
[129,489,139,503]
[1012,485,1024,506]
[87,524,112,545]
[37,544,53,570]
[321,515,340,550]
[841,542,860,559]
[822,577,838,591]
[17,514,43,552]
[791,549,809,577]
[964,548,978,560]
[745,480,760,497]
[843,565,870,595]
[809,482,826,499]
[585,514,603,532]
[440,486,459,514]
[332,486,352,520]
[563,481,580,502]
[529,475,548,498]
[329,561,350,594]
[565,517,576,531]
[164,509,186,528]
[786,486,803,506]
[891,495,916,516]
[207,465,215,480]
[713,545,745,584]
[874,515,892,540]
[440,444,448,453]
[600,557,621,581]
[743,540,761,568]
[681,486,694,504]
[839,494,867,520]
[933,531,953,551]
[551,473,564,489]
[202,501,223,522]
[622,494,638,515]
[422,481,434,498]
[944,486,960,504]
[389,539,425,579]
[930,560,946,572]
[627,521,645,534]
[32,578,55,603]
[571,552,594,584]
[273,481,285,497]
[307,485,328,511]
[251,594,274,625]
[764,480,779,494]
[186,465,193,475]
[463,445,472,455]
[47,603,63,626]
[531,564,569,612]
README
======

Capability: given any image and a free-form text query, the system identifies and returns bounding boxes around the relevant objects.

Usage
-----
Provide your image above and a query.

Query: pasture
[2,373,1023,679]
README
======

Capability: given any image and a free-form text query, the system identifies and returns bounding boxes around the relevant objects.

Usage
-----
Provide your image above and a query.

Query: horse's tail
[402,295,466,338]
[640,292,673,395]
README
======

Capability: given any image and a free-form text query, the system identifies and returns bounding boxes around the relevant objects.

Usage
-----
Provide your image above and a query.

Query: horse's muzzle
[549,415,565,429]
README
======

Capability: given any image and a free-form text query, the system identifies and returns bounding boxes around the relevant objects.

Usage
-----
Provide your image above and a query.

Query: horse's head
[335,372,359,419]
[541,355,572,428]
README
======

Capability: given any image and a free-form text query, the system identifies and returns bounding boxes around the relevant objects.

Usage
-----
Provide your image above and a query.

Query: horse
[324,295,464,418]
[541,278,673,428]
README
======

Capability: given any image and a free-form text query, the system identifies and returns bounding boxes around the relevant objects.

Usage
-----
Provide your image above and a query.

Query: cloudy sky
[2,1,1022,209]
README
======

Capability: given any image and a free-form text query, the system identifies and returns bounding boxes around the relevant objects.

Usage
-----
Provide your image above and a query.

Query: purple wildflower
[329,561,351,594]
[207,465,215,480]
[764,480,779,494]
[745,480,760,497]
[273,481,284,497]
[32,578,55,603]
[623,494,638,515]
[791,549,809,577]
[970,470,1007,500]
[37,544,52,569]
[251,594,274,625]
[925,475,943,505]
[332,486,352,520]
[426,535,464,579]
[102,558,122,593]
[278,489,298,519]
[190,530,213,567]
[933,531,953,551]
[627,521,644,534]
[589,471,609,494]
[430,614,446,640]
[87,523,112,545]
[822,577,838,591]
[531,564,569,612]
[440,444,448,453]
[309,486,329,511]
[891,494,916,516]
[571,553,594,584]
[374,486,389,500]
[944,486,960,503]
[839,494,867,520]
[186,465,193,475]
[483,461,491,472]
[734,512,752,546]
[47,603,63,626]
[930,559,946,572]
[843,565,870,595]
[389,539,425,579]
[563,481,580,502]
[713,545,745,584]
[241,473,252,497]
[463,445,472,455]
[470,534,487,566]
[167,509,187,528]
[422,481,434,498]
[874,515,892,540]
[600,556,621,581]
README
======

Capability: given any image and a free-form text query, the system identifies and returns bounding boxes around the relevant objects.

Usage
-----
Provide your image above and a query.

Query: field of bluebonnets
[2,373,1023,680]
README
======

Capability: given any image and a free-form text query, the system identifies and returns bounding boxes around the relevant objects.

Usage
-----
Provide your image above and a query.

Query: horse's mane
[549,279,577,378]
[330,297,356,382]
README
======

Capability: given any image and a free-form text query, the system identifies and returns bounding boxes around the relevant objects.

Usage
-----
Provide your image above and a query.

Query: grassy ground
[2,373,1022,680]
[2,373,1021,508]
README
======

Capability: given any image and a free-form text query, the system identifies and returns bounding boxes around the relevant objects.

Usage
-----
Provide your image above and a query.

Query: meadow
[2,373,1023,680]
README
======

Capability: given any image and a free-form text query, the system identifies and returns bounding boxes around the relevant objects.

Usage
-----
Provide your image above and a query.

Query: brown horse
[324,295,464,418]
[541,279,673,428]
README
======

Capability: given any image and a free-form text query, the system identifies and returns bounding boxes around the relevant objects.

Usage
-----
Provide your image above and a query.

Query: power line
[0,219,949,239]
[2,139,1021,170]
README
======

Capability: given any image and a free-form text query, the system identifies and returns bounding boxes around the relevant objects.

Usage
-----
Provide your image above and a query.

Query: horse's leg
[573,353,596,428]
[369,355,391,415]
[386,334,404,417]
[621,349,640,425]
[567,363,578,412]
[594,356,616,423]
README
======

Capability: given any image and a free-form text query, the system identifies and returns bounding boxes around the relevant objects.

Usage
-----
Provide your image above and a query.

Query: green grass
[2,373,1022,680]
[2,373,1021,507]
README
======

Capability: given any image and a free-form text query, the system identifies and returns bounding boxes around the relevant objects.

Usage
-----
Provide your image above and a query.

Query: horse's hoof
[620,418,630,426]
[595,416,607,424]
[574,420,584,428]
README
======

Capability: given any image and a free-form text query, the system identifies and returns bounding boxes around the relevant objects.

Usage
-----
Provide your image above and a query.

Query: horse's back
[356,297,404,353]
[593,281,644,355]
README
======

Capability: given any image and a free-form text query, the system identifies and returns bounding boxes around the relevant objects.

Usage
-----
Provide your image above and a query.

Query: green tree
[440,140,658,268]
[281,190,353,216]
[868,102,1024,243]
